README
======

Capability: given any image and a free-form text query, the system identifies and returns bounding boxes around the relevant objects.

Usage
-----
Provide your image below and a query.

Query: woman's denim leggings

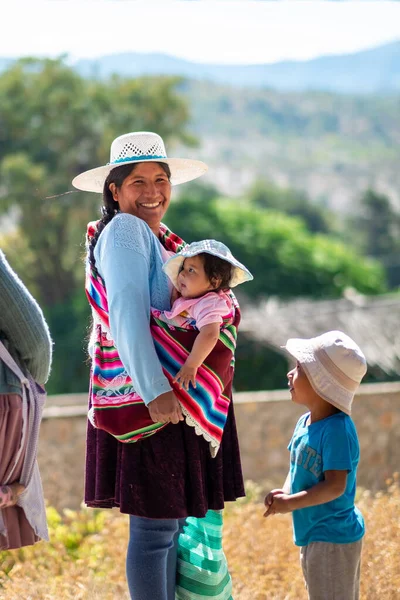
[126,515,186,600]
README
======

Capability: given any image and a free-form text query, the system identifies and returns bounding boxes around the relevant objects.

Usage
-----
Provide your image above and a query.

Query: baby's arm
[264,470,347,517]
[173,322,220,390]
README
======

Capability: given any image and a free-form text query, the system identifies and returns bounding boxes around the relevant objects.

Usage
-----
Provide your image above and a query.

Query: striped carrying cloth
[176,510,233,600]
[86,221,240,457]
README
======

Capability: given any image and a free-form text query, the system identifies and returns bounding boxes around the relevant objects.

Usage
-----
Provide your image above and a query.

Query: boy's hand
[174,364,198,391]
[264,493,292,517]
[264,488,286,515]
[264,488,286,508]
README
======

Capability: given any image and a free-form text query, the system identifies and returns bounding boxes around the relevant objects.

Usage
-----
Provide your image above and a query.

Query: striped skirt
[176,510,233,600]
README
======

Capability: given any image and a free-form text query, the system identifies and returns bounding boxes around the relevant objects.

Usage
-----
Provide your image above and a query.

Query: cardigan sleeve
[0,250,53,384]
[95,214,172,405]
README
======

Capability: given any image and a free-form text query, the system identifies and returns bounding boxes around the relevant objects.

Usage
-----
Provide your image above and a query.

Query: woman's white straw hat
[72,131,208,193]
[163,239,253,289]
[284,330,367,415]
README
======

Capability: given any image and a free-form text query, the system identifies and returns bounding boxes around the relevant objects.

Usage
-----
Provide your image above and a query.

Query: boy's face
[287,361,315,407]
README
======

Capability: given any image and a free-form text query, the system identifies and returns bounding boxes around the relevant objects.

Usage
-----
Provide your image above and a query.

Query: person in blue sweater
[264,330,367,600]
[73,131,245,600]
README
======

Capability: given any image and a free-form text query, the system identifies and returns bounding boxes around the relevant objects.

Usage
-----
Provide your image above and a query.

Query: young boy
[264,331,367,600]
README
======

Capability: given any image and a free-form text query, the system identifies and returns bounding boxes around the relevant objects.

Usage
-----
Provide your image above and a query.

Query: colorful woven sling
[85,220,240,457]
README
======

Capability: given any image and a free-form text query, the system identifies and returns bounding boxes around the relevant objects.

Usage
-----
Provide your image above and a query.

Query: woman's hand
[148,391,184,424]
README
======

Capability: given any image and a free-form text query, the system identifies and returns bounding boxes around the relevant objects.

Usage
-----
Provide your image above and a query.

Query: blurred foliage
[0,504,112,591]
[168,184,386,391]
[0,57,194,394]
[345,188,400,288]
[247,179,334,234]
[183,79,400,152]
[180,79,400,218]
[1,477,400,598]
[0,57,392,394]
[233,340,290,392]
[167,187,385,299]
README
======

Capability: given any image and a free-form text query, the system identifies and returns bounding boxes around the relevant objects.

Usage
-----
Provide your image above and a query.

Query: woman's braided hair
[88,161,171,273]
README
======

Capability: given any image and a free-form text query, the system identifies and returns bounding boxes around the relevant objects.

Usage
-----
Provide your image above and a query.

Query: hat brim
[163,249,253,290]
[72,158,208,193]
[285,338,353,415]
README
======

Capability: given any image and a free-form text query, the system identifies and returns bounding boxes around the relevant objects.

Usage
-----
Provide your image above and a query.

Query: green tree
[166,194,385,299]
[248,179,334,235]
[351,189,400,288]
[165,191,386,391]
[0,57,195,393]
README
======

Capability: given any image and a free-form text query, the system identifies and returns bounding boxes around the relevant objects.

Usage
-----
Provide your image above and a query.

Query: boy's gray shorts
[300,539,363,600]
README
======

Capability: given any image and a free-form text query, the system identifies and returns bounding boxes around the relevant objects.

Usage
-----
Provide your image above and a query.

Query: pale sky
[2,1,400,65]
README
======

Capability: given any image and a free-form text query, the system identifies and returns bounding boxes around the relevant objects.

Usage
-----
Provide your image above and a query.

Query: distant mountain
[72,41,400,94]
[0,48,399,211]
[0,57,13,72]
[1,42,399,93]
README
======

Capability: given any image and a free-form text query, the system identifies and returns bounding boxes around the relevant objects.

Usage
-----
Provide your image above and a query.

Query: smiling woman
[72,131,245,600]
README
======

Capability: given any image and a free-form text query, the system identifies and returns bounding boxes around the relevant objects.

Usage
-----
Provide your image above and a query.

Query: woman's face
[109,162,171,233]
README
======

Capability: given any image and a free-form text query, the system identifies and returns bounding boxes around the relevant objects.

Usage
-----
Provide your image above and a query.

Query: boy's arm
[281,471,291,494]
[173,322,220,390]
[264,470,347,517]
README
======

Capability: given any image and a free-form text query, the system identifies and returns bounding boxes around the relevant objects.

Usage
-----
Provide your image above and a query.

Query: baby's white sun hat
[284,330,367,415]
[72,131,208,193]
[163,239,253,289]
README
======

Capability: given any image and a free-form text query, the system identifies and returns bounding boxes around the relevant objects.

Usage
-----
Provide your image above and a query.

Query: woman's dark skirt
[85,388,245,519]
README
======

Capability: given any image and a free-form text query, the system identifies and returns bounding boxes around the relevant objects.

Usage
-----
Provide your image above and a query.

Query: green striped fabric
[176,510,233,600]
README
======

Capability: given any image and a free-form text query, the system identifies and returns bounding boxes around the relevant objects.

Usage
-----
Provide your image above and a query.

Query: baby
[159,239,253,390]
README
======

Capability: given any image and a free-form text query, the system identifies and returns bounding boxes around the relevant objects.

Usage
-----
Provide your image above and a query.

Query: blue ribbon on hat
[108,154,167,166]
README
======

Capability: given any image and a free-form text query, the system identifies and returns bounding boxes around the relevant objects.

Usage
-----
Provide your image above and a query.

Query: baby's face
[177,255,215,299]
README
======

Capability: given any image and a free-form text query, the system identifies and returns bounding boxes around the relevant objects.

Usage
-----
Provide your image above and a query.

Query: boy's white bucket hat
[72,131,208,193]
[284,330,367,415]
[163,239,253,289]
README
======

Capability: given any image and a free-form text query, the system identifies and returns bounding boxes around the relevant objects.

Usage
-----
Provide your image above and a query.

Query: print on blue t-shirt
[288,412,365,546]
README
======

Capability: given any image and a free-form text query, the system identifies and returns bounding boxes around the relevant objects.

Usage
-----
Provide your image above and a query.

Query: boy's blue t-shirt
[288,411,365,547]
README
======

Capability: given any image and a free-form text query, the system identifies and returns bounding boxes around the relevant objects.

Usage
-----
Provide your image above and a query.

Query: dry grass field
[1,477,400,600]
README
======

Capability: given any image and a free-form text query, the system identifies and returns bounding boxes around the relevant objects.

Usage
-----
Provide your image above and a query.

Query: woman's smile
[140,201,162,208]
